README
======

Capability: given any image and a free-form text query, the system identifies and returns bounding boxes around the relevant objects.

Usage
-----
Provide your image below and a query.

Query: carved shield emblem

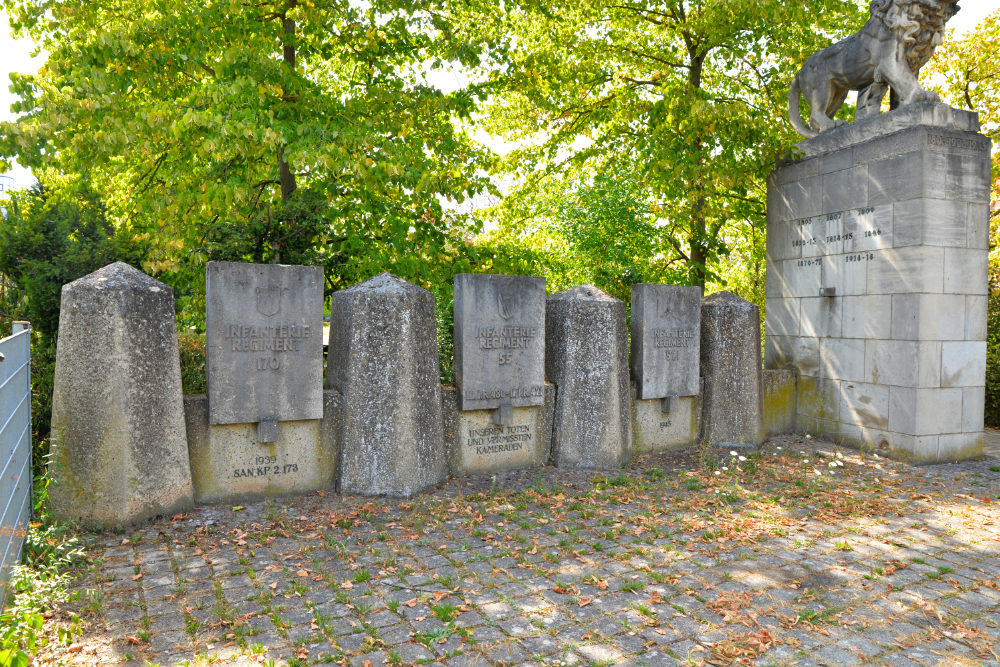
[256,285,282,317]
[498,293,512,320]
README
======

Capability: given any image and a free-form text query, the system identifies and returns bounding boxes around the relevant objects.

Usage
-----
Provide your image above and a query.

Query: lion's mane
[871,0,958,70]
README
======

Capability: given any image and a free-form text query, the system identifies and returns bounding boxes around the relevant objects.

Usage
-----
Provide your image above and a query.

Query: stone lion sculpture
[788,0,959,138]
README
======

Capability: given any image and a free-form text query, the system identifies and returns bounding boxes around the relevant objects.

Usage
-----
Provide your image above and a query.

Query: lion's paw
[914,89,940,103]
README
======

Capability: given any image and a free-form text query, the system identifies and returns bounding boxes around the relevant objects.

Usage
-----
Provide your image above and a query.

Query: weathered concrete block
[49,262,193,528]
[763,369,797,436]
[630,284,702,399]
[888,386,963,436]
[327,273,445,497]
[893,199,968,248]
[839,382,889,430]
[797,376,841,421]
[545,285,631,468]
[865,340,941,387]
[890,294,965,341]
[968,203,990,249]
[944,248,988,295]
[631,391,700,455]
[800,297,842,338]
[823,167,867,214]
[962,386,986,433]
[184,390,340,505]
[205,261,324,425]
[866,246,944,294]
[453,274,546,410]
[940,341,987,387]
[841,295,891,339]
[441,385,554,475]
[820,337,865,381]
[764,298,799,337]
[699,291,763,447]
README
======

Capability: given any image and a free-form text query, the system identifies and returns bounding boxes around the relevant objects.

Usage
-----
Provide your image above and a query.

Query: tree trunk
[278,3,297,204]
[687,50,707,287]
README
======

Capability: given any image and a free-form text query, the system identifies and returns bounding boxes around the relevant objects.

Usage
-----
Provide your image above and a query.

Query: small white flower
[714,489,720,494]
[805,434,812,439]
[714,470,721,476]
[828,461,837,468]
[803,459,809,464]
[776,446,782,451]
[836,452,843,459]
[738,455,747,462]
[721,466,729,471]
[873,453,880,459]
[814,469,822,476]
[730,450,738,457]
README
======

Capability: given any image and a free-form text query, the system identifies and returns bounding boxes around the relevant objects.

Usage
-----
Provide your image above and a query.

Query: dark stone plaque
[453,274,546,411]
[630,284,702,400]
[206,261,324,425]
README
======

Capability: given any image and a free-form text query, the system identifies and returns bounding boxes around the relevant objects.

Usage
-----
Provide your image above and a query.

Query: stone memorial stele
[49,262,193,528]
[205,261,324,435]
[700,291,764,448]
[546,285,631,468]
[453,273,546,412]
[631,284,702,400]
[629,284,703,454]
[327,273,445,496]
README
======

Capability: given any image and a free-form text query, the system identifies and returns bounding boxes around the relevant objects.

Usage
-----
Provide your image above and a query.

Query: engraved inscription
[222,323,313,371]
[466,424,531,456]
[233,454,300,478]
[659,420,673,428]
[463,385,544,402]
[928,133,983,151]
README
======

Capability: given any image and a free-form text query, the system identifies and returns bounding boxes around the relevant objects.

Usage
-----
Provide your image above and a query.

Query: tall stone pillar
[49,262,194,528]
[545,285,631,468]
[700,292,764,448]
[327,273,446,496]
[765,103,990,463]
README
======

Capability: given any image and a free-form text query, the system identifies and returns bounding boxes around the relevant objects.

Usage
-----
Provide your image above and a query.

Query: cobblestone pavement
[43,435,1000,667]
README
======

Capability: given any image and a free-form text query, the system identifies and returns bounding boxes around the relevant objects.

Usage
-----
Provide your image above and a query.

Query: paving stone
[44,435,1000,667]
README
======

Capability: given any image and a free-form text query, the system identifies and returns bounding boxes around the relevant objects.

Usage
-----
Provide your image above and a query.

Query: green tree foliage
[926,11,1000,424]
[477,168,688,302]
[1,0,494,325]
[0,181,138,472]
[467,0,866,290]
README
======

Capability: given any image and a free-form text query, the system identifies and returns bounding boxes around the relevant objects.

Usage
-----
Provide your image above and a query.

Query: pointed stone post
[545,285,631,468]
[49,262,193,528]
[327,273,446,496]
[699,291,764,448]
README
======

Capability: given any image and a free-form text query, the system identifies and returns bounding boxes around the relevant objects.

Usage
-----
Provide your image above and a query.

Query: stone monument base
[766,102,989,464]
[184,391,340,504]
[631,393,700,455]
[442,385,554,475]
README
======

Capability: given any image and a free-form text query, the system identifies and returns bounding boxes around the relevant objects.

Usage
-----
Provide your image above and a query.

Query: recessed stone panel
[206,261,324,425]
[453,274,546,411]
[630,284,702,400]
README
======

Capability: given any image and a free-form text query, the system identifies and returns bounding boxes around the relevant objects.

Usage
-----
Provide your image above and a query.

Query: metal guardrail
[0,322,31,611]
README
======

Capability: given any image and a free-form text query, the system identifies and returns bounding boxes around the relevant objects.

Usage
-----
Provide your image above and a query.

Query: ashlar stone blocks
[327,273,446,496]
[765,103,989,462]
[49,263,193,528]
